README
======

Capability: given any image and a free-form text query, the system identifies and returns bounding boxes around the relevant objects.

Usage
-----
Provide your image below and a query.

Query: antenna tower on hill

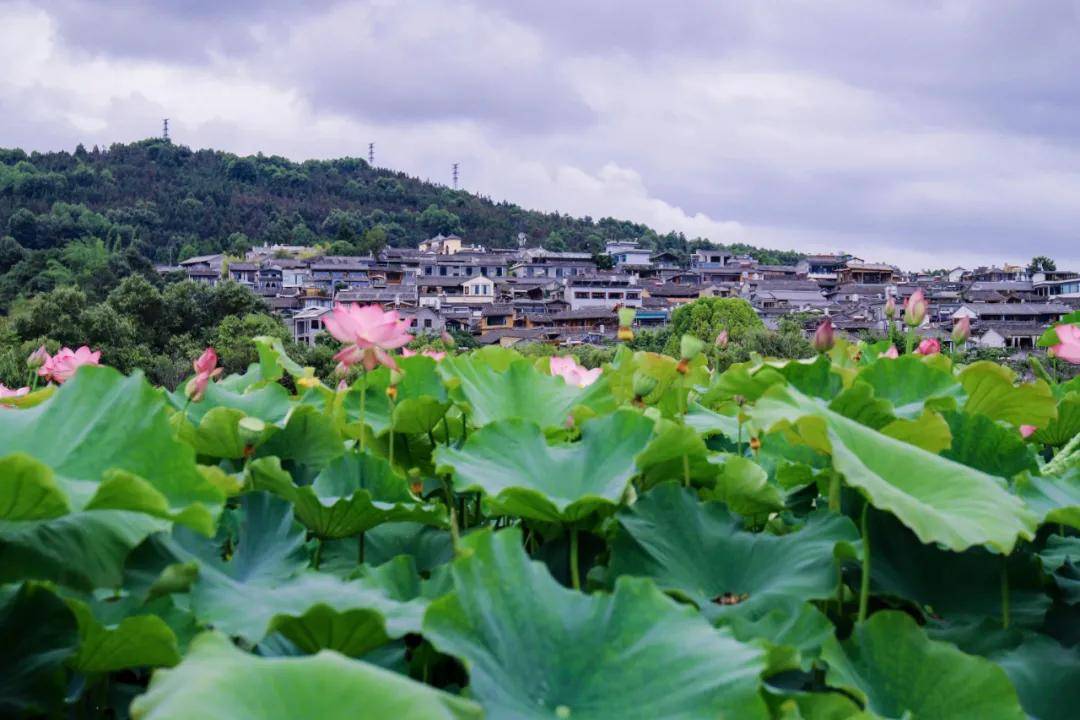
[452,163,459,189]
[162,118,169,140]
[368,143,375,164]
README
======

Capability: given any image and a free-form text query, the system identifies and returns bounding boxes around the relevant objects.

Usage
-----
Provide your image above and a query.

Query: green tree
[663,297,763,355]
[1027,255,1056,273]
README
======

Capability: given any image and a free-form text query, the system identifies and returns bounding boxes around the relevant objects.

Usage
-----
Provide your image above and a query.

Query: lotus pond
[1,333,1079,719]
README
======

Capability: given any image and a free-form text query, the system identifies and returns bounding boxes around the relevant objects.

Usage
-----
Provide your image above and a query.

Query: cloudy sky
[3,1,1080,269]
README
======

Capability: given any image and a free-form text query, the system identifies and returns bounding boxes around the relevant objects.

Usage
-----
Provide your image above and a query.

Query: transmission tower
[452,163,459,189]
[162,118,169,140]
[368,143,374,164]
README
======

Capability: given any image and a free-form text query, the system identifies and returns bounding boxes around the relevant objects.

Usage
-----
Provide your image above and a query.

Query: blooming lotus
[324,303,412,372]
[904,289,927,327]
[186,347,223,402]
[813,318,835,353]
[38,346,100,384]
[549,356,602,388]
[715,330,729,349]
[0,384,29,405]
[1050,323,1080,364]
[883,345,899,359]
[402,347,447,362]
[915,338,941,356]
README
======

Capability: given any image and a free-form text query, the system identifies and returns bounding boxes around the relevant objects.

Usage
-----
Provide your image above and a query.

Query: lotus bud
[916,338,941,356]
[617,307,636,341]
[904,289,927,328]
[26,345,50,370]
[884,295,896,320]
[440,329,456,347]
[677,335,706,373]
[952,316,970,345]
[883,345,899,359]
[715,330,729,349]
[813,318,835,353]
[749,436,762,452]
[297,375,320,390]
[632,370,658,400]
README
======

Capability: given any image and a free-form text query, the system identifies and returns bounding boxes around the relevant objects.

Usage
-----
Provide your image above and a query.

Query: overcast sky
[3,1,1080,270]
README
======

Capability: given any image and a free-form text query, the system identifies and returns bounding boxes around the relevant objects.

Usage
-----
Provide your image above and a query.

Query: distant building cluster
[160,235,1080,351]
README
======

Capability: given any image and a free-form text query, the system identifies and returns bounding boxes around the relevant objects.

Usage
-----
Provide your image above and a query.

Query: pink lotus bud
[883,345,899,359]
[952,317,970,345]
[1019,425,1037,438]
[193,347,219,376]
[813,318,835,353]
[884,295,896,320]
[26,345,50,370]
[715,330,729,349]
[915,338,940,356]
[440,329,456,347]
[904,289,927,327]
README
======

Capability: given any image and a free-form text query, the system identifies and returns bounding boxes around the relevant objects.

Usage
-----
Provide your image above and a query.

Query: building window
[575,291,589,299]
[439,266,447,276]
[424,319,432,328]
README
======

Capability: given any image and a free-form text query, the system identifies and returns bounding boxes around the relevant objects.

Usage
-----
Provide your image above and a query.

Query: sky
[2,1,1080,270]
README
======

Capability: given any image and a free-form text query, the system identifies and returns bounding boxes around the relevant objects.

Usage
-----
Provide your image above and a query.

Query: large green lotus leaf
[322,522,454,576]
[1039,535,1080,604]
[991,634,1080,720]
[434,410,654,523]
[129,631,482,720]
[0,509,165,590]
[775,355,844,400]
[854,356,963,419]
[0,583,78,718]
[702,361,786,405]
[65,596,180,673]
[1014,467,1080,530]
[766,693,871,720]
[941,410,1038,477]
[959,361,1057,428]
[248,453,445,539]
[253,334,310,383]
[827,382,896,430]
[257,404,344,468]
[173,376,292,425]
[1034,391,1080,447]
[822,611,1026,720]
[726,599,835,675]
[175,406,248,459]
[866,509,1050,628]
[635,420,718,490]
[685,400,742,440]
[749,384,1038,553]
[439,354,614,429]
[606,349,708,417]
[0,366,223,534]
[704,455,786,517]
[142,493,426,653]
[609,483,857,620]
[423,528,768,720]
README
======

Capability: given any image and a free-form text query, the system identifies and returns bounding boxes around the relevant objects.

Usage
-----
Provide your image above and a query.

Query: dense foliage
[2,320,1078,718]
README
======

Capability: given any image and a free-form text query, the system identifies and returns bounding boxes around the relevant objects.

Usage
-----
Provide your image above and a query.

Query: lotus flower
[813,318,835,352]
[915,338,941,356]
[26,345,50,370]
[952,317,971,345]
[402,347,447,362]
[550,356,601,388]
[185,347,223,402]
[0,384,29,406]
[1050,323,1080,364]
[1019,425,1037,438]
[324,303,412,372]
[38,346,100,384]
[883,345,899,359]
[715,330,729,349]
[904,289,927,327]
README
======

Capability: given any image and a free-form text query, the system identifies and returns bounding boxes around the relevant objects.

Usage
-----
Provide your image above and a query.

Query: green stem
[828,473,840,512]
[858,502,871,623]
[1001,556,1010,629]
[359,374,367,452]
[387,393,396,469]
[312,537,324,570]
[904,329,914,355]
[569,528,581,590]
[441,476,461,553]
[474,493,482,526]
[357,531,365,565]
[682,454,690,488]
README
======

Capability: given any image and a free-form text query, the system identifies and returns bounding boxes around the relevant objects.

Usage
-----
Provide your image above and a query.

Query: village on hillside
[163,234,1080,353]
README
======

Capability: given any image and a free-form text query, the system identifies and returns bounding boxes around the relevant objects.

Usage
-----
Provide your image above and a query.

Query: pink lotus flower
[883,345,899,359]
[0,384,29,405]
[1050,323,1080,364]
[26,345,50,370]
[1019,425,1037,438]
[813,318,835,353]
[952,316,971,345]
[185,347,223,402]
[715,330,729,349]
[884,295,897,320]
[401,347,447,362]
[38,346,100,384]
[915,338,941,356]
[549,356,602,388]
[324,303,412,372]
[904,289,928,327]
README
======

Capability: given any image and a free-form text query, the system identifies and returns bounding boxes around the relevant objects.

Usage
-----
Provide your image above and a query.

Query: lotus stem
[357,531,365,565]
[682,454,690,487]
[312,537,324,570]
[1001,556,1010,629]
[828,472,840,512]
[858,502,871,623]
[359,374,367,452]
[387,395,396,469]
[441,475,461,553]
[569,528,581,590]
